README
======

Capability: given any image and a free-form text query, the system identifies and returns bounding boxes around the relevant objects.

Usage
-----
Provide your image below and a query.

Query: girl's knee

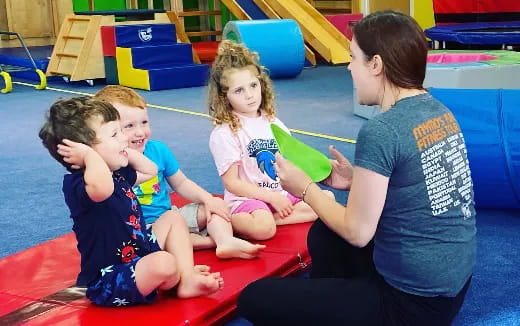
[250,216,276,240]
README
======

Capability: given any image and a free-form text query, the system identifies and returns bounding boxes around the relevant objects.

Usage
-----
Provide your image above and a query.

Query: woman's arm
[275,153,388,247]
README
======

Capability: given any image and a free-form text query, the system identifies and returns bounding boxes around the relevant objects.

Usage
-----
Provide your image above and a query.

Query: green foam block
[271,124,332,182]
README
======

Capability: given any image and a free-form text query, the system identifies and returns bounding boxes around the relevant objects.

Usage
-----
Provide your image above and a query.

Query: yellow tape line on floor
[13,81,357,144]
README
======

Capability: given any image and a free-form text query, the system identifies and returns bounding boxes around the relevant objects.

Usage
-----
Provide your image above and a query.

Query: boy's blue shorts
[86,257,158,307]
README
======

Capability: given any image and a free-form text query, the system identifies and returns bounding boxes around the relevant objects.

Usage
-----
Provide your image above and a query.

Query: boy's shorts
[173,203,208,236]
[232,193,302,215]
[86,257,158,307]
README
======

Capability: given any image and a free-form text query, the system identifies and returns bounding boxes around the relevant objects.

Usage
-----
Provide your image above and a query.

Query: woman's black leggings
[238,219,471,326]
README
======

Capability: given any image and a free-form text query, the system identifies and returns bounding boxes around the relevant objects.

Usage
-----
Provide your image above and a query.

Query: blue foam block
[148,64,209,90]
[430,88,520,209]
[115,24,177,47]
[131,44,193,69]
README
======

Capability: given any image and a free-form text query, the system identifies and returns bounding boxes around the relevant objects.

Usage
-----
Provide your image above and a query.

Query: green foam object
[271,124,332,182]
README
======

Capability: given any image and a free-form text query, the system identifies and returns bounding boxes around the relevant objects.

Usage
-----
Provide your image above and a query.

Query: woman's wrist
[301,181,315,202]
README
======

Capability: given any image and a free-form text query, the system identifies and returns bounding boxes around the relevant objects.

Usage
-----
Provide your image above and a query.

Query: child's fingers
[57,144,70,154]
[220,214,231,223]
[211,205,231,220]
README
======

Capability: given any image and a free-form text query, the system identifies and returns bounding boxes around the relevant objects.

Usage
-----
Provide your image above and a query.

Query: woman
[237,10,476,326]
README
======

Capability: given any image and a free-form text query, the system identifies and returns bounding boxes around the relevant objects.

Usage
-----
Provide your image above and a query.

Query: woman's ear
[370,55,384,75]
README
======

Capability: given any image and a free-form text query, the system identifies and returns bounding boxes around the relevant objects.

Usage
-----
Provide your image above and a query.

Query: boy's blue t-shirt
[63,166,160,287]
[132,140,180,224]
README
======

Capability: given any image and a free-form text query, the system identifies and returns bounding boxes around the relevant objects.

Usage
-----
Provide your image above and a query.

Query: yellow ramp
[264,0,350,64]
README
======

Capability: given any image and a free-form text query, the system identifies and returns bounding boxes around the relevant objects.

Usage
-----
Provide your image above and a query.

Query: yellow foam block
[116,47,150,91]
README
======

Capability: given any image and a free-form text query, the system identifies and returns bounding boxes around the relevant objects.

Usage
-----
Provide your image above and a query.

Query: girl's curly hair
[208,40,276,133]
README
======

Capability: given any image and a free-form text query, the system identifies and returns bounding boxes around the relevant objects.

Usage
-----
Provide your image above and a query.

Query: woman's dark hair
[352,10,428,89]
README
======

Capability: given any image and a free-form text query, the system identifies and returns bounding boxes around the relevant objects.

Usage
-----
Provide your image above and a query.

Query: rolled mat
[223,19,305,78]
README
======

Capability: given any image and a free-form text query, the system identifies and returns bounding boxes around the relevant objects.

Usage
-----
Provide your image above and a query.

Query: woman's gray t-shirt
[355,93,476,297]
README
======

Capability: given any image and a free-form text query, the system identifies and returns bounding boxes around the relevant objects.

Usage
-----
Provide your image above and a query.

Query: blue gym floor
[0,56,518,325]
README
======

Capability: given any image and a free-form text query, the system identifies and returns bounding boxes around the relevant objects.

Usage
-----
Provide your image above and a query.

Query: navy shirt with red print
[63,166,160,287]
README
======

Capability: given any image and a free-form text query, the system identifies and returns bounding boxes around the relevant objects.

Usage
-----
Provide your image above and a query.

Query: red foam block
[100,26,116,57]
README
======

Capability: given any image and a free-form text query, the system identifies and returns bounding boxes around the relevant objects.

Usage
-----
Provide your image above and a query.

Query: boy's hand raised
[57,139,95,170]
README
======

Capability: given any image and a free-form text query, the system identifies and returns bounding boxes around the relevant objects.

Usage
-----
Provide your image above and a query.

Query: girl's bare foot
[177,266,224,298]
[216,237,266,259]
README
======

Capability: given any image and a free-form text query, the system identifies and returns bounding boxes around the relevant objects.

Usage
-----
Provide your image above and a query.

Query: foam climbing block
[131,44,194,68]
[147,64,209,90]
[112,23,209,91]
[116,47,150,90]
[0,193,312,325]
[103,56,119,85]
[100,26,116,57]
[192,41,220,63]
[115,24,177,47]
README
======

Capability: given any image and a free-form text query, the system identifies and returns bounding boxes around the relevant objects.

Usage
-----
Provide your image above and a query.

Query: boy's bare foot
[177,266,223,298]
[216,237,266,259]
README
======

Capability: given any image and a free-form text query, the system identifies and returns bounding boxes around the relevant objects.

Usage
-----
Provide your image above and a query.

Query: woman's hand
[57,139,93,169]
[274,152,312,198]
[322,145,353,190]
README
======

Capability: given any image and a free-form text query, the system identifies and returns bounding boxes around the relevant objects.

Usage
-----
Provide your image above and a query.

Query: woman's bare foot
[177,266,224,298]
[216,237,266,259]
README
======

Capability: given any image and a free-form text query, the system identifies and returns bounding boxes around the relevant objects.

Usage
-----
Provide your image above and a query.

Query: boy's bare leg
[191,233,216,250]
[231,210,277,241]
[190,205,216,250]
[206,213,265,259]
[275,190,335,225]
[153,210,224,298]
[134,251,180,295]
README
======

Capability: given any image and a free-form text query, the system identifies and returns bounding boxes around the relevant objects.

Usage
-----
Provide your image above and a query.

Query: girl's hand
[322,145,353,190]
[57,139,93,170]
[204,196,231,223]
[268,192,294,218]
[274,152,312,197]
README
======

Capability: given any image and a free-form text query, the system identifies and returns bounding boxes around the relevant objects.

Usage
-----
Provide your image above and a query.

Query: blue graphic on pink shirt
[247,139,279,181]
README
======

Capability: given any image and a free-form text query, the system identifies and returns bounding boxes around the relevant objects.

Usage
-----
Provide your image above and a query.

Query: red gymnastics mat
[0,194,311,325]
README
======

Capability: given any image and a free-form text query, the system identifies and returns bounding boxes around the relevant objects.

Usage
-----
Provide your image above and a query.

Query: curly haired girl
[208,41,330,240]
